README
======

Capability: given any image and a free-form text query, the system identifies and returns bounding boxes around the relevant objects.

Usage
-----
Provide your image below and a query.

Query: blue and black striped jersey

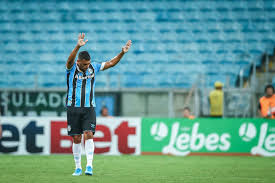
[66,62,105,107]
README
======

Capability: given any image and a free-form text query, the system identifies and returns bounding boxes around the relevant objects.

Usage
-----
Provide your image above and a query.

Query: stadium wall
[0,88,260,118]
[0,117,274,157]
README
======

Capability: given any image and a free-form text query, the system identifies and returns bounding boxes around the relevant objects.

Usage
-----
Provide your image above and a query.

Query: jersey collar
[76,63,86,73]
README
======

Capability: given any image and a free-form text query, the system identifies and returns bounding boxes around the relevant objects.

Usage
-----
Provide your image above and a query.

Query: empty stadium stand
[0,0,274,89]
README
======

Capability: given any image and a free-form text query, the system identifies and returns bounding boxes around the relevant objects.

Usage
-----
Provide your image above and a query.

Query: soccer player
[66,33,131,176]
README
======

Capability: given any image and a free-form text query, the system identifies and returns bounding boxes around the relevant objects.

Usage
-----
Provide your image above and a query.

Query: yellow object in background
[209,88,224,117]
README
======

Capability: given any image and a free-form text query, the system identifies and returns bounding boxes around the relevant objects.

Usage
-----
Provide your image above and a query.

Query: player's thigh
[81,107,96,135]
[67,107,82,136]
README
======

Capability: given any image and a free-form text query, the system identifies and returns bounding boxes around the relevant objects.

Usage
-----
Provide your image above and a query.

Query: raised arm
[66,33,88,70]
[102,40,132,70]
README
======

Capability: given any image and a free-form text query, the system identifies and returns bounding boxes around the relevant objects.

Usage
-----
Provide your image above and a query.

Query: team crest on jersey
[88,68,94,74]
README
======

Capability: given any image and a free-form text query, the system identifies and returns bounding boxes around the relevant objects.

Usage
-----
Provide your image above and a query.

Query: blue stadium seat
[0,0,274,89]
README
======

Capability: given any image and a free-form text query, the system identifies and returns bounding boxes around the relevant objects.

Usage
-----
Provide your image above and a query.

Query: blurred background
[0,0,274,118]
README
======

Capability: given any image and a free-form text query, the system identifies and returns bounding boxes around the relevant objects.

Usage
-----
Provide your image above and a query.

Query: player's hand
[122,40,132,53]
[77,33,88,47]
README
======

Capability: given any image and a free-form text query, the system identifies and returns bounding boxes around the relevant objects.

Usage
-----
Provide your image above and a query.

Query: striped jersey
[66,62,105,107]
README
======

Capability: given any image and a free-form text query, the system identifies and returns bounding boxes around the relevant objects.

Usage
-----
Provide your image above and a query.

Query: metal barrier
[0,87,263,118]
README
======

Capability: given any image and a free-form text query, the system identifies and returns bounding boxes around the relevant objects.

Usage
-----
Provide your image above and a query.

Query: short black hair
[183,107,191,112]
[78,51,90,61]
[100,106,108,115]
[265,84,275,93]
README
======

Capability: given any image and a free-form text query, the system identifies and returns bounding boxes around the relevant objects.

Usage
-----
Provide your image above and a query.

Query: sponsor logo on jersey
[75,74,94,80]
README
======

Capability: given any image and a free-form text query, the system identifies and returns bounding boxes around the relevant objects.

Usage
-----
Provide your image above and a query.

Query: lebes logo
[239,122,275,157]
[239,123,257,142]
[150,122,168,141]
[149,121,231,156]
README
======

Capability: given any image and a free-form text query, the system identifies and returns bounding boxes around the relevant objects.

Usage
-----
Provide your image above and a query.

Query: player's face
[77,59,91,72]
[266,88,274,97]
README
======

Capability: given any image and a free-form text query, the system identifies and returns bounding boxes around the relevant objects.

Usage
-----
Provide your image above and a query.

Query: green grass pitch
[0,155,274,183]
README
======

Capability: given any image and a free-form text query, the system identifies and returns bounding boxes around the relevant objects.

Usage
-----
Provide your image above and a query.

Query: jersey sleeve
[92,62,106,73]
[66,63,76,73]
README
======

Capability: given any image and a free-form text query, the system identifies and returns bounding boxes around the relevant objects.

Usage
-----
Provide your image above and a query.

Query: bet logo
[239,123,256,142]
[150,122,168,141]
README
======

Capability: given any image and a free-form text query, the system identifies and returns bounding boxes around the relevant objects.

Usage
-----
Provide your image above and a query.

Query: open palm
[77,33,88,47]
[122,40,132,53]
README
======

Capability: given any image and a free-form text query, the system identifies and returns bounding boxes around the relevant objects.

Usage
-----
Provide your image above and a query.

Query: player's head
[265,84,274,97]
[77,51,91,72]
[182,107,191,118]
